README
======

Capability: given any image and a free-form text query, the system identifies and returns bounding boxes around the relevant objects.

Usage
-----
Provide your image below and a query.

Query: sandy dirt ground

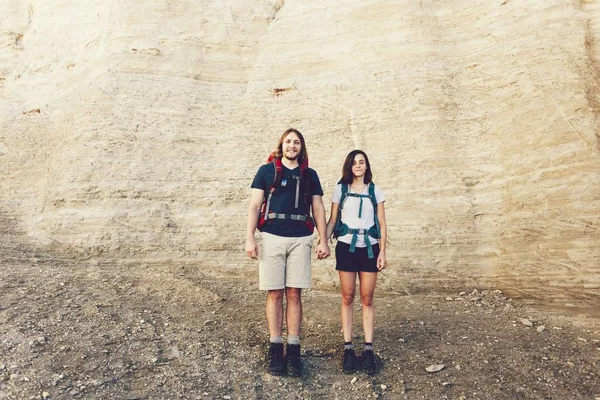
[1,213,599,400]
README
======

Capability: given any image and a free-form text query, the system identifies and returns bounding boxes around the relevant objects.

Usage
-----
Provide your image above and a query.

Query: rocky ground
[1,213,599,399]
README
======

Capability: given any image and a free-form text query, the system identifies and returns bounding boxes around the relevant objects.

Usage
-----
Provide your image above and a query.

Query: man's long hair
[272,128,308,165]
[340,149,372,184]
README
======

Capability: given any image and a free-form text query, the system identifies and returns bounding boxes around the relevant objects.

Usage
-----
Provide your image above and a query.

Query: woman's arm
[325,201,339,241]
[376,202,387,269]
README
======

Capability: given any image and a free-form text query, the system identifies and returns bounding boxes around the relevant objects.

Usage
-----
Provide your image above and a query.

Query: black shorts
[335,241,380,273]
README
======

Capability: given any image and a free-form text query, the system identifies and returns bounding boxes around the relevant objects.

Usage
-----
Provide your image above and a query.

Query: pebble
[445,297,454,301]
[519,318,533,327]
[380,384,387,390]
[537,325,546,333]
[42,392,50,399]
[351,377,358,384]
[426,364,445,373]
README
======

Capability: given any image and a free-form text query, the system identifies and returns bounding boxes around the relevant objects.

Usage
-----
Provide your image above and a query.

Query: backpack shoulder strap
[368,182,377,208]
[339,183,350,211]
[270,158,283,191]
[369,182,381,236]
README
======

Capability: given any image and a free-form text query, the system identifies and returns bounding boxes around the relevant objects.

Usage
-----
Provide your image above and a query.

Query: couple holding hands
[245,128,387,376]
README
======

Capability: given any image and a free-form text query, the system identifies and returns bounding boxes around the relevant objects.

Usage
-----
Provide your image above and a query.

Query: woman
[325,149,387,374]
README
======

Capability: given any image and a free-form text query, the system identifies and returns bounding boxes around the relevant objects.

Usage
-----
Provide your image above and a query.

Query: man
[245,128,330,376]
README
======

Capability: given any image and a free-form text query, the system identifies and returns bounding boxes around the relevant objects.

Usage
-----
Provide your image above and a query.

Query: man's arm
[245,188,264,259]
[312,194,330,259]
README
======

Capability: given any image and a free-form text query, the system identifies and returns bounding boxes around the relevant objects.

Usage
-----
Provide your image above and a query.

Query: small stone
[42,392,50,399]
[459,291,466,296]
[455,364,461,370]
[577,338,587,343]
[537,325,546,333]
[565,303,575,307]
[442,381,452,386]
[426,364,445,373]
[380,384,387,390]
[519,318,533,327]
[445,297,453,301]
[351,377,358,384]
[224,396,231,400]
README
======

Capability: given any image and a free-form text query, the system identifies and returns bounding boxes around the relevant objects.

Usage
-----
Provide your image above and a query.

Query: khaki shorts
[259,232,313,290]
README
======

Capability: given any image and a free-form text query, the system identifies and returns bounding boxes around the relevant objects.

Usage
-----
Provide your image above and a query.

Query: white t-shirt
[332,183,385,247]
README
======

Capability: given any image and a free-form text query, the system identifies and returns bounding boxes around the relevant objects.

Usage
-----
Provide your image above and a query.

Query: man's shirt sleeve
[309,168,324,196]
[251,165,268,191]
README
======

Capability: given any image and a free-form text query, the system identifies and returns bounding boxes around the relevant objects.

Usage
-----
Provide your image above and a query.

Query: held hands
[245,237,259,259]
[315,239,330,260]
[377,250,387,270]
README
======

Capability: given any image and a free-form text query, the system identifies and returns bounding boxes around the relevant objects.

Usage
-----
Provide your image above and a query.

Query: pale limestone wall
[1,0,599,302]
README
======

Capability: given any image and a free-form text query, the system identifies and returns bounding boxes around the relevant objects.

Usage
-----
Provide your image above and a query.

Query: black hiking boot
[342,348,357,373]
[286,343,302,377]
[361,349,376,375]
[267,343,286,376]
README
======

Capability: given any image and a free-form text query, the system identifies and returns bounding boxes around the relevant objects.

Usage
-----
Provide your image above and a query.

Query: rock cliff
[1,0,599,304]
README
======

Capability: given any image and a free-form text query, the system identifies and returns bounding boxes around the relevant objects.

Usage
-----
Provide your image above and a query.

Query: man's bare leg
[266,289,284,337]
[285,287,302,336]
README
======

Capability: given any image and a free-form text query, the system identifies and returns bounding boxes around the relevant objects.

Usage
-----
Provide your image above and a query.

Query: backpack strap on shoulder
[261,157,283,228]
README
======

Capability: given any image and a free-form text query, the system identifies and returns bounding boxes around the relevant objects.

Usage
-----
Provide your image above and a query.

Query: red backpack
[257,153,314,233]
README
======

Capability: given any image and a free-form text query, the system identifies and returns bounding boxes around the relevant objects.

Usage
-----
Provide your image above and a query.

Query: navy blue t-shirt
[251,162,324,237]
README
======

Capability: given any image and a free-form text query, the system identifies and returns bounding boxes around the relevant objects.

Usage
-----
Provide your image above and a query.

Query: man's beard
[284,152,298,161]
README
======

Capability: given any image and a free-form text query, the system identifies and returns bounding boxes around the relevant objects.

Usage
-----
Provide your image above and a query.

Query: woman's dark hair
[273,128,308,165]
[340,150,372,184]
